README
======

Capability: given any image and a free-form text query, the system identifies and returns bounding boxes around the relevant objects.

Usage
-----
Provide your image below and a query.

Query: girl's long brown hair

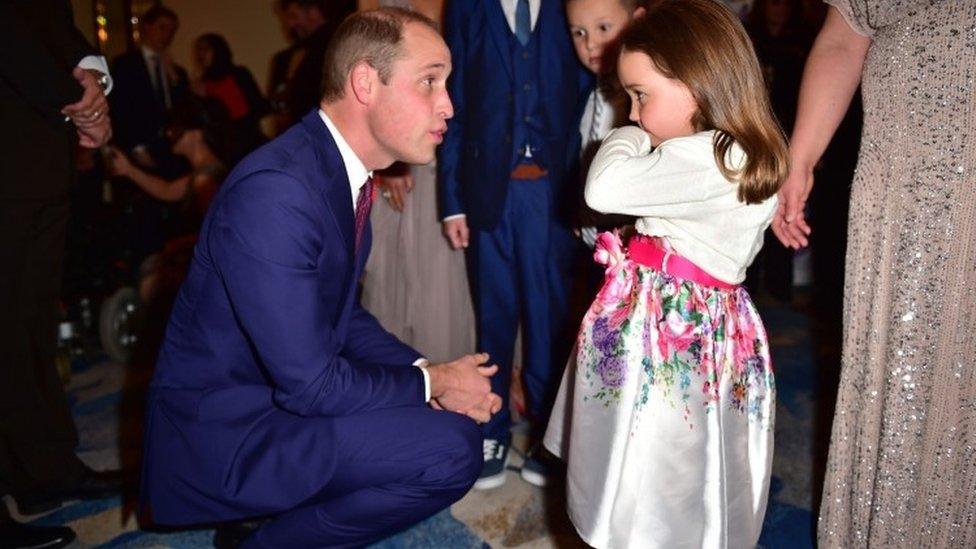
[619,0,789,204]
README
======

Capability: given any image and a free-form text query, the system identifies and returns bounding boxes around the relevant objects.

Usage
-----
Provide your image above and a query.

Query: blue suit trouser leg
[470,179,576,442]
[242,407,482,548]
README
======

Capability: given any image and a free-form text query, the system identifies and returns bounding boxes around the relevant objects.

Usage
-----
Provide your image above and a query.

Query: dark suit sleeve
[436,0,468,219]
[342,301,422,366]
[0,1,91,122]
[209,171,426,417]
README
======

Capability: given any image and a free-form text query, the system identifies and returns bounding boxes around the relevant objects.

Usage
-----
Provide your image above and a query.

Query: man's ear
[633,6,646,19]
[349,61,377,106]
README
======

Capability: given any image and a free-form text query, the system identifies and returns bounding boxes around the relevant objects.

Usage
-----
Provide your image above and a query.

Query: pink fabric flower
[729,316,759,373]
[664,310,697,353]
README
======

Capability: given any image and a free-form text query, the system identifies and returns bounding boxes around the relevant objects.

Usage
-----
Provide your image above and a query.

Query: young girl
[544,1,788,547]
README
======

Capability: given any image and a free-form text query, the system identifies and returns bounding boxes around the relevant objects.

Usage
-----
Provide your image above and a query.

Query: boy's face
[566,0,640,74]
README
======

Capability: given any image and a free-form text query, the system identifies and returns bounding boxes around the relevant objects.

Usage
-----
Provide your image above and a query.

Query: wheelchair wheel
[99,286,140,364]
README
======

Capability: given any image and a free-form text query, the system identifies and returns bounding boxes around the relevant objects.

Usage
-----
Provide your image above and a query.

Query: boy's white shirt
[580,88,616,153]
[585,126,778,284]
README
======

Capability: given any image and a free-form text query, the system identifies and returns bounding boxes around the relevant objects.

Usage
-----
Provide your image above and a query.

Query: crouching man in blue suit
[140,8,501,548]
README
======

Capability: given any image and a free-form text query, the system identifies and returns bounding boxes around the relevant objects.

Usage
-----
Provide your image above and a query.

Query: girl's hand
[104,146,134,178]
[771,163,814,249]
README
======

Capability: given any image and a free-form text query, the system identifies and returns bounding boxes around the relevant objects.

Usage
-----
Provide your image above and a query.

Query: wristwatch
[85,69,110,92]
[94,72,110,92]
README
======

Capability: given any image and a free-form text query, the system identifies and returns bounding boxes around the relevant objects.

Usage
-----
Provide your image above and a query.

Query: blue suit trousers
[468,178,579,441]
[242,407,482,548]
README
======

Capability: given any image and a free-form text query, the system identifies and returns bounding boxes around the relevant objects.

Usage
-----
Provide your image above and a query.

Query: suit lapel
[485,0,514,80]
[301,111,355,262]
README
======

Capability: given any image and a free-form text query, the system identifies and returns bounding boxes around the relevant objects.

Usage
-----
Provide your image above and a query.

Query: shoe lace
[483,439,504,461]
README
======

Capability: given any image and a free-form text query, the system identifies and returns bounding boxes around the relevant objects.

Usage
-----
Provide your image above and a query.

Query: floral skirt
[544,236,775,549]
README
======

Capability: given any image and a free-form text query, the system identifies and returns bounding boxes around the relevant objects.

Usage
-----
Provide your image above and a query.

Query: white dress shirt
[585,127,777,284]
[579,88,615,153]
[318,109,373,210]
[142,46,171,109]
[317,109,432,400]
[77,55,113,94]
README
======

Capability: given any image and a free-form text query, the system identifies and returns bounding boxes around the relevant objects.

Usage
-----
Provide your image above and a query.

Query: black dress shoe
[0,519,76,549]
[15,466,123,515]
[212,518,269,549]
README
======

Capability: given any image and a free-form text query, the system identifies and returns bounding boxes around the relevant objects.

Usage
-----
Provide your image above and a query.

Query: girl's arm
[128,168,192,202]
[107,147,191,202]
[584,126,721,217]
[771,6,871,249]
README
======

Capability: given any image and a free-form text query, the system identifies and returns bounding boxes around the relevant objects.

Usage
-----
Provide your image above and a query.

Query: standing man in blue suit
[438,0,592,489]
[141,9,501,548]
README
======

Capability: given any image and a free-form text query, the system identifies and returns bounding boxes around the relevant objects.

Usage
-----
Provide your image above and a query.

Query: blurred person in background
[191,33,268,163]
[110,4,189,176]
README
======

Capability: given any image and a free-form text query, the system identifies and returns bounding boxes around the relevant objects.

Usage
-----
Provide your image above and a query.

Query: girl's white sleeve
[584,127,726,217]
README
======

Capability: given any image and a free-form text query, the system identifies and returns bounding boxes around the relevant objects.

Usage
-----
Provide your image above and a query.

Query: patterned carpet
[5,294,824,548]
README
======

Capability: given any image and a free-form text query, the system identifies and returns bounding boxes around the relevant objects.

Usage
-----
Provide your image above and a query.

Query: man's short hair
[320,7,438,103]
[140,4,178,26]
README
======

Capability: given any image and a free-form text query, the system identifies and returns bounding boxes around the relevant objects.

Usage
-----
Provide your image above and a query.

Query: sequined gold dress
[819,1,976,547]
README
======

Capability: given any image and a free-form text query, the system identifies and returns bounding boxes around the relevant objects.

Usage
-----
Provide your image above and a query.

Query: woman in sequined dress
[357,0,477,363]
[773,2,976,546]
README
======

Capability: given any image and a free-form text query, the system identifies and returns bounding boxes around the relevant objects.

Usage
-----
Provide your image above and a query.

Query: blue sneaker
[520,445,559,487]
[473,438,510,490]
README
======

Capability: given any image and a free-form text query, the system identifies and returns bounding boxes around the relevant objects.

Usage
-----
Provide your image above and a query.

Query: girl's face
[194,41,214,70]
[618,49,698,146]
[566,0,640,74]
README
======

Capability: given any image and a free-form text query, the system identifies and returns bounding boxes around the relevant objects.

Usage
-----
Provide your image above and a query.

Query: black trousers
[0,197,86,498]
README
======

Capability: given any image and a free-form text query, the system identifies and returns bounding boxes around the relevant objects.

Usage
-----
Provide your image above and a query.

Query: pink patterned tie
[354,176,374,256]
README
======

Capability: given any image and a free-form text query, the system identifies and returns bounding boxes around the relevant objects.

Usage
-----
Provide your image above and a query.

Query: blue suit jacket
[437,0,593,229]
[141,110,425,524]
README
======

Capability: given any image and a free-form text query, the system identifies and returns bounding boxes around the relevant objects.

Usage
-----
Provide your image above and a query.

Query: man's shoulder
[220,124,323,202]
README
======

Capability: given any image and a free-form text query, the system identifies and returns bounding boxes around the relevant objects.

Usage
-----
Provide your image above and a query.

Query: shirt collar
[141,45,159,61]
[318,109,373,209]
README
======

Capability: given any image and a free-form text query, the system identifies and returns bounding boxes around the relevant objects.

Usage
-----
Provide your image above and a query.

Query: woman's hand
[771,163,814,249]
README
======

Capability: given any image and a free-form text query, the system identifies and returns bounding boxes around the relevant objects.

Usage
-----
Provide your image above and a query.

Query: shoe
[15,466,123,515]
[472,438,509,490]
[520,445,560,488]
[0,518,76,549]
[212,519,269,549]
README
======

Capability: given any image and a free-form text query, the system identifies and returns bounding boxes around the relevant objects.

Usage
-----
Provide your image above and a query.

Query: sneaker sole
[473,468,508,490]
[520,468,549,488]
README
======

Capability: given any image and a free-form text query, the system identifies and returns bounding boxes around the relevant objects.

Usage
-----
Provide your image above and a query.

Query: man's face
[284,5,324,40]
[369,23,453,166]
[141,16,178,52]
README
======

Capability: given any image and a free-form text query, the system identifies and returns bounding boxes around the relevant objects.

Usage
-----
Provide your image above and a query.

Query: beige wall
[166,0,290,93]
[72,0,96,45]
[70,0,288,91]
